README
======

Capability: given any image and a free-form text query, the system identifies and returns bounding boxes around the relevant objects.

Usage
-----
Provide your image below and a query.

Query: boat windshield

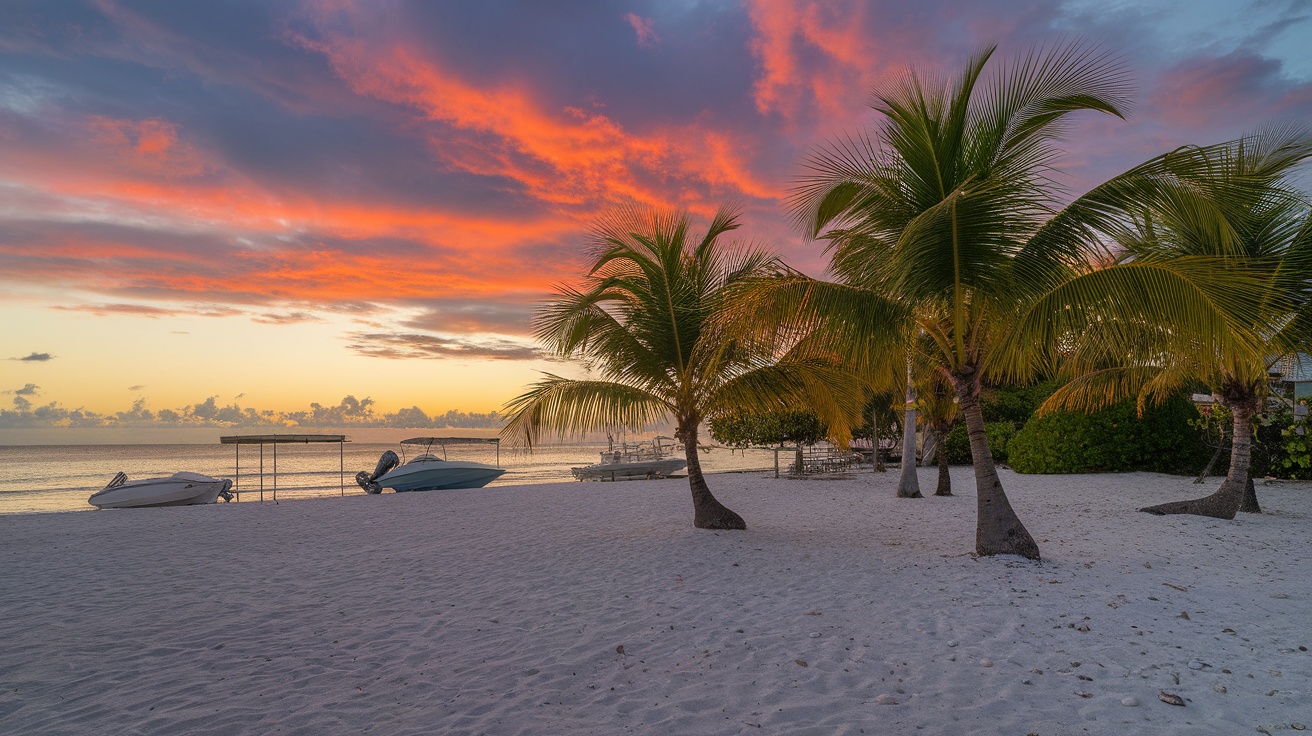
[408,454,444,464]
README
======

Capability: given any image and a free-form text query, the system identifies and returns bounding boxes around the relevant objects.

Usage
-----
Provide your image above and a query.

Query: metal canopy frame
[219,434,349,502]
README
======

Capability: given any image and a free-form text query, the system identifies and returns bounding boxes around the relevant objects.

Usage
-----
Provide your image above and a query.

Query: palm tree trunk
[935,428,952,496]
[1240,473,1261,513]
[872,409,885,472]
[681,423,746,530]
[897,366,922,498]
[1141,399,1254,519]
[954,373,1040,560]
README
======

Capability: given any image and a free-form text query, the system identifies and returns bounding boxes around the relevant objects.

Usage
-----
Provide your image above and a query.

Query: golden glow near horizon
[1,288,572,416]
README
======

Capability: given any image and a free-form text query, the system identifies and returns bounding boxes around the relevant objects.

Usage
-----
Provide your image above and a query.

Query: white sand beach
[1,468,1309,735]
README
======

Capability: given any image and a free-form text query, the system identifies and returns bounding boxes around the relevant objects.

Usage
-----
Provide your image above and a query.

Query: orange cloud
[84,116,207,177]
[290,22,782,214]
[2,4,806,323]
[745,0,901,124]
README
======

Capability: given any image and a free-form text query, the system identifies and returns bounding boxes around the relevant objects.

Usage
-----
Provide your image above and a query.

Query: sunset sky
[3,0,1312,426]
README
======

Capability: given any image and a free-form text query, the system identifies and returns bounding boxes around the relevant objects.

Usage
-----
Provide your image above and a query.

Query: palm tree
[1040,127,1312,518]
[918,370,960,497]
[729,42,1272,559]
[501,206,863,530]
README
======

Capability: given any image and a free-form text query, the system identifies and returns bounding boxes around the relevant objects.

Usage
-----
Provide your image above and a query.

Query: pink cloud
[624,12,659,49]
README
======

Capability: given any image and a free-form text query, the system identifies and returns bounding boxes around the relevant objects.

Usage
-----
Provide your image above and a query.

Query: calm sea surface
[0,441,777,515]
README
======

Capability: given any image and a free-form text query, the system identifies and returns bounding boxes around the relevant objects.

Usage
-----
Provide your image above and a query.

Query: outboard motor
[356,450,400,494]
[218,479,234,502]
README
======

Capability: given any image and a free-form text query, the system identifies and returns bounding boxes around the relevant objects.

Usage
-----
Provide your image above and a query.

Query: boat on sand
[89,472,234,509]
[357,437,506,492]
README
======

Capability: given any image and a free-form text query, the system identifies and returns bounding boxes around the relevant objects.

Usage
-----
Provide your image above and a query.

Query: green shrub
[943,421,1017,465]
[1279,417,1312,480]
[709,409,827,449]
[1009,393,1209,474]
[1169,401,1309,480]
[979,380,1060,426]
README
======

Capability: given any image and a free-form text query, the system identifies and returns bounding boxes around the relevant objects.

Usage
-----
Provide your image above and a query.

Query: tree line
[500,41,1312,561]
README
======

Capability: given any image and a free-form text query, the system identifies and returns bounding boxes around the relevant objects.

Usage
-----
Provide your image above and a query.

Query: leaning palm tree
[728,42,1273,559]
[1038,127,1312,518]
[502,206,863,530]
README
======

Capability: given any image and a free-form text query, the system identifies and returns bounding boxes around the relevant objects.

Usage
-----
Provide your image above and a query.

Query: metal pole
[235,442,240,500]
[273,441,278,504]
[260,444,264,502]
[340,439,344,496]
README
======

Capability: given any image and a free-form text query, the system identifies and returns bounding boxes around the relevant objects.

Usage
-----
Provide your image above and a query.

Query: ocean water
[0,441,778,515]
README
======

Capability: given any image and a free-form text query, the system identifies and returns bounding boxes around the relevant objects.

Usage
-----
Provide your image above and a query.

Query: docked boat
[571,436,687,481]
[356,437,506,493]
[89,471,233,509]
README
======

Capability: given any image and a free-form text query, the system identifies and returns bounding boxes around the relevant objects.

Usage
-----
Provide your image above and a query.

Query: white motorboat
[571,436,687,481]
[88,471,233,509]
[356,437,506,493]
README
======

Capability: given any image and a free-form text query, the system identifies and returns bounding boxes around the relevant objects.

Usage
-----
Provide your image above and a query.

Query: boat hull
[89,473,232,509]
[376,461,506,491]
[571,458,687,481]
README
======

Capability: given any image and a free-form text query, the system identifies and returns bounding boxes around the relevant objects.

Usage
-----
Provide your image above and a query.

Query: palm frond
[705,360,868,445]
[500,375,672,449]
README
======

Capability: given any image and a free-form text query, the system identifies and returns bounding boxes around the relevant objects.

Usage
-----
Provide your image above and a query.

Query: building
[1275,353,1312,401]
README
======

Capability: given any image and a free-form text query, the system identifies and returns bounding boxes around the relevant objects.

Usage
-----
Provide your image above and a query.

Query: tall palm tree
[1039,127,1312,518]
[502,206,863,530]
[729,42,1271,559]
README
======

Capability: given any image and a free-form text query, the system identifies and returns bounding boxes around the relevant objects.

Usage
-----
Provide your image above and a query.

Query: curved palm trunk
[1141,399,1255,519]
[954,373,1040,560]
[935,428,953,496]
[681,423,746,530]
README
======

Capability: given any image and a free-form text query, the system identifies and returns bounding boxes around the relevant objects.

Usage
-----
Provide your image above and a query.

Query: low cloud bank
[0,394,502,430]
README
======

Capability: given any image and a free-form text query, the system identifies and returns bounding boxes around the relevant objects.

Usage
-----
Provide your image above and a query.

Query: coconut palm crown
[501,206,863,530]
[729,42,1277,559]
[1041,126,1312,518]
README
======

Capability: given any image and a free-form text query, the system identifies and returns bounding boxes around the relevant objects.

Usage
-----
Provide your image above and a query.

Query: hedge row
[1007,393,1210,474]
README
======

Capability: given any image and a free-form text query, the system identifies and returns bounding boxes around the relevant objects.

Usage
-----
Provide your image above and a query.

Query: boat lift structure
[219,434,348,502]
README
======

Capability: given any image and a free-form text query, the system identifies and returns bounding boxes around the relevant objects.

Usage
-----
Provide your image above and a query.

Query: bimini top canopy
[400,437,499,446]
[220,434,347,444]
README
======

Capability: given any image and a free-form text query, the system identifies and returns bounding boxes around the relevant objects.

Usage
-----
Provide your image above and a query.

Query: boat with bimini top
[571,435,687,481]
[356,437,506,492]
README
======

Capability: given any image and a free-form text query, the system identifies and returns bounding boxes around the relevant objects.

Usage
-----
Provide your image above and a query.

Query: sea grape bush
[1008,393,1210,474]
[943,421,1017,465]
[977,380,1060,427]
[708,409,828,449]
[1279,404,1312,480]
